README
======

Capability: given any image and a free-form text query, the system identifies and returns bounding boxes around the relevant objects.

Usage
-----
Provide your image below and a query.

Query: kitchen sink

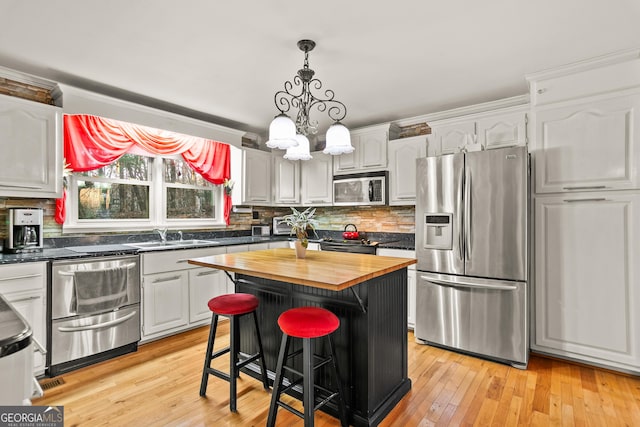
[125,239,219,249]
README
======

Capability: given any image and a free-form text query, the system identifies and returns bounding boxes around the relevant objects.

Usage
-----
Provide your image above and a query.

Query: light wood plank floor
[35,323,640,426]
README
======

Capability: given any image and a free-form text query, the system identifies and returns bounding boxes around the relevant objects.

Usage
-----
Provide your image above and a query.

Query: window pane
[166,188,215,219]
[82,154,151,181]
[164,158,211,186]
[77,181,149,219]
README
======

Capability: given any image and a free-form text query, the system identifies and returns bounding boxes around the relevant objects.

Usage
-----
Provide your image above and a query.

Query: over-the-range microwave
[333,171,388,206]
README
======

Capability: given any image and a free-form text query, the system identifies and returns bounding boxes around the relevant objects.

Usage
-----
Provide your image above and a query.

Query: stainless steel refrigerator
[415,145,529,368]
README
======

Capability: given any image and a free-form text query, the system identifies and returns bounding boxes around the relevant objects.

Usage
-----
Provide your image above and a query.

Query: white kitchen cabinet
[430,108,527,156]
[533,192,640,372]
[431,120,475,155]
[268,241,290,249]
[387,136,428,205]
[301,152,333,206]
[0,94,63,198]
[376,248,416,330]
[333,124,399,174]
[0,262,47,376]
[531,92,640,194]
[476,111,527,150]
[273,155,300,205]
[241,148,272,205]
[141,246,226,341]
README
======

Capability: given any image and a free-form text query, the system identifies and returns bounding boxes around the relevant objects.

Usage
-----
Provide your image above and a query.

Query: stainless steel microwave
[333,172,388,206]
[272,217,293,235]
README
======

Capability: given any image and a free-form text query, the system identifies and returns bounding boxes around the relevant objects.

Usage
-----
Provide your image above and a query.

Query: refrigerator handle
[457,167,464,261]
[464,168,472,260]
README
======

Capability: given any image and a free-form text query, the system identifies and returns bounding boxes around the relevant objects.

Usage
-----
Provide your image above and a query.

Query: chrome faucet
[154,228,168,243]
[178,230,183,242]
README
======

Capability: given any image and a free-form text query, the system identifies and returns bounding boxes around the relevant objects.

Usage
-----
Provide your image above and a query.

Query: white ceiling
[1,1,639,139]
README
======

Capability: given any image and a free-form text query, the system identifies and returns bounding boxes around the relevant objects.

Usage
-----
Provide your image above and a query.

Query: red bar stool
[199,293,269,412]
[267,306,348,427]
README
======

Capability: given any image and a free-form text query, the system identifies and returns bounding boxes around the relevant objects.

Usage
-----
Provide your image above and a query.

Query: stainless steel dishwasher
[49,255,140,376]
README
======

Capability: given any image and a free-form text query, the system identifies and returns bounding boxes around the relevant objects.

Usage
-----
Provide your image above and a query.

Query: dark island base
[234,269,411,427]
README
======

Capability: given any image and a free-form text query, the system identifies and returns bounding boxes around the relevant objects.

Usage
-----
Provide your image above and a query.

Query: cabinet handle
[8,295,40,303]
[0,273,42,282]
[196,270,218,277]
[152,275,182,283]
[562,185,607,190]
[32,337,46,355]
[307,200,327,203]
[537,88,547,94]
[564,198,607,203]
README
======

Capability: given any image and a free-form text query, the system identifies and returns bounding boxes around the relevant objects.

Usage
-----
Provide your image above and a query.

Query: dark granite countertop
[0,231,414,265]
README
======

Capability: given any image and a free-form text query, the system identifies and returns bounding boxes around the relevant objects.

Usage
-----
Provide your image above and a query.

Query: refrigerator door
[416,153,465,275]
[415,272,528,367]
[464,146,528,281]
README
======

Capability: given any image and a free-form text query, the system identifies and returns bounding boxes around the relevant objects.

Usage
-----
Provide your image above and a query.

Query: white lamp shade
[323,122,354,155]
[284,134,313,161]
[266,114,298,149]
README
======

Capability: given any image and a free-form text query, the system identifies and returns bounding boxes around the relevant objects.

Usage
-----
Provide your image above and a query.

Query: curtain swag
[58,114,232,225]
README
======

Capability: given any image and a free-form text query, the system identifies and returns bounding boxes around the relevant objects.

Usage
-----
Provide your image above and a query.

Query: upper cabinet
[0,94,63,198]
[387,135,428,205]
[527,49,640,194]
[300,152,333,206]
[240,148,272,206]
[273,155,300,205]
[333,124,400,174]
[429,104,528,156]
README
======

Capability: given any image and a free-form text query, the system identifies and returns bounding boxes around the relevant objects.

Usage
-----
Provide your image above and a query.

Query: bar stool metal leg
[266,333,290,427]
[199,313,219,397]
[303,337,314,427]
[252,310,270,390]
[229,315,239,412]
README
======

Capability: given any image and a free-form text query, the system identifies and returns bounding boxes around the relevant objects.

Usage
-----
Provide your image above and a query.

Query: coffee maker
[5,208,44,253]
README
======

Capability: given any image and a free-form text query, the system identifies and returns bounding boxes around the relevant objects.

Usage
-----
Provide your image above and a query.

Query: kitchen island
[189,248,416,427]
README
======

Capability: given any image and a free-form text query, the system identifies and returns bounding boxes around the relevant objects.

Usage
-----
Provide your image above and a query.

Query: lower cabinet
[140,247,226,341]
[377,248,416,330]
[0,262,47,376]
[533,192,640,372]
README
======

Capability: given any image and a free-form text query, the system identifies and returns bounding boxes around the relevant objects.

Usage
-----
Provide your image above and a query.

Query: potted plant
[282,207,318,258]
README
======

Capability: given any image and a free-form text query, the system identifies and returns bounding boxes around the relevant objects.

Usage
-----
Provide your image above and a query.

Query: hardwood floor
[35,323,640,426]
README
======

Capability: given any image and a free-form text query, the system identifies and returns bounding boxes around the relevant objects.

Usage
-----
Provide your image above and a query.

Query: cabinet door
[533,93,640,193]
[476,111,527,150]
[333,140,358,173]
[0,94,62,198]
[534,193,640,370]
[243,149,272,205]
[142,271,189,336]
[388,136,427,205]
[301,152,333,205]
[359,131,387,169]
[273,156,300,204]
[6,290,46,375]
[433,121,475,155]
[189,268,226,323]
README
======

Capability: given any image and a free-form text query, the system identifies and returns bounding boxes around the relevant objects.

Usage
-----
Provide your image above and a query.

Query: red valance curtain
[59,114,232,225]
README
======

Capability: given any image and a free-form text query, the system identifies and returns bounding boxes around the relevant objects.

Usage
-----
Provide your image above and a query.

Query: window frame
[63,151,226,233]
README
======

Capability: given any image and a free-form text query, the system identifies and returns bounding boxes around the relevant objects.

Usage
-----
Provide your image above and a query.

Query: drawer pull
[537,88,547,94]
[0,273,42,282]
[564,198,607,203]
[8,295,40,303]
[152,275,181,283]
[196,270,218,277]
[562,185,607,190]
[32,337,46,355]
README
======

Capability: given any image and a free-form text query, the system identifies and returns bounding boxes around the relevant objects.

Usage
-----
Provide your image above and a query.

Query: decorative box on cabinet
[0,262,47,376]
[533,192,640,373]
[0,94,62,198]
[333,124,400,174]
[388,135,427,205]
[273,155,300,205]
[300,152,333,205]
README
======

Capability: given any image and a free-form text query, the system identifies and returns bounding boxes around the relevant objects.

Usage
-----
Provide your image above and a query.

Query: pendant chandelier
[266,39,353,160]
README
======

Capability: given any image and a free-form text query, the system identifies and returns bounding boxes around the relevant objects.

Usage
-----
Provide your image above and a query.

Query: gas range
[317,237,379,254]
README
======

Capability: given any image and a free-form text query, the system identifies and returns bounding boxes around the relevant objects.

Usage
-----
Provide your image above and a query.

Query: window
[66,153,224,232]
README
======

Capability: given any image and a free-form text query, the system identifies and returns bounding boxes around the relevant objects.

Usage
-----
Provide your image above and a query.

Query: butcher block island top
[188,247,416,291]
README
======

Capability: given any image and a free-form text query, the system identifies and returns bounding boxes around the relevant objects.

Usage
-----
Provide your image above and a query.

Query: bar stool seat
[267,306,348,427]
[199,293,269,412]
